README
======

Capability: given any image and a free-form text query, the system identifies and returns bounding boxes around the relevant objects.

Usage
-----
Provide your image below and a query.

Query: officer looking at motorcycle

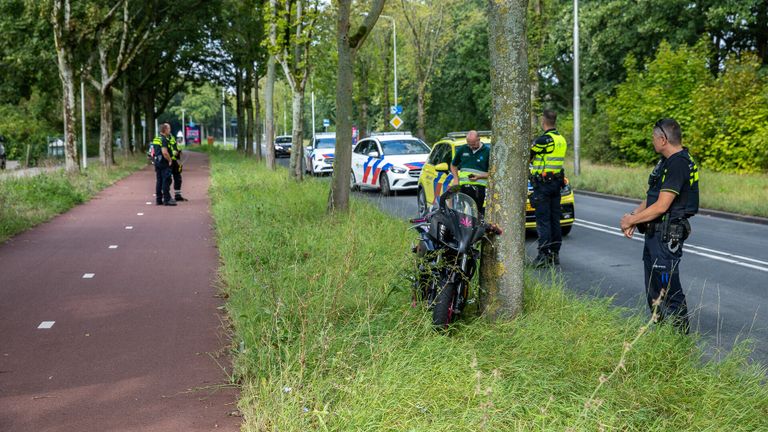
[620,118,699,334]
[530,110,567,267]
[150,123,176,206]
[169,132,187,202]
[450,130,490,215]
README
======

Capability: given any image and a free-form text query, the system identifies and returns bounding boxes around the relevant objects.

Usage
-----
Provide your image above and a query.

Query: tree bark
[479,0,530,320]
[288,90,304,180]
[236,69,245,152]
[98,85,114,167]
[245,67,255,157]
[253,74,263,161]
[265,0,277,170]
[51,0,79,173]
[416,83,426,140]
[121,78,131,155]
[327,0,386,212]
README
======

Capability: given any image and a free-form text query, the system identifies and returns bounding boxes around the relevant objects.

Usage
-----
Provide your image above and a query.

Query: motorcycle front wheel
[432,281,457,328]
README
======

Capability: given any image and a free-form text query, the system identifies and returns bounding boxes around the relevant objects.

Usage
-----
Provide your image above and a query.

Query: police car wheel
[350,171,359,191]
[380,173,392,196]
[417,189,427,217]
[561,225,572,236]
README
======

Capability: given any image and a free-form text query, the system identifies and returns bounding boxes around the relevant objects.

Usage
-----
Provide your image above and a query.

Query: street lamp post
[573,0,581,176]
[222,88,227,146]
[181,108,186,142]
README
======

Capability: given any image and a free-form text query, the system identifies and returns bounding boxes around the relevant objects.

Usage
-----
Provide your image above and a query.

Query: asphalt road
[280,159,768,365]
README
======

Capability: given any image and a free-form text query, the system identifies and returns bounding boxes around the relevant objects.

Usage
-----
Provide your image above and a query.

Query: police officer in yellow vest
[450,130,490,215]
[150,123,176,206]
[530,110,567,266]
[168,127,187,202]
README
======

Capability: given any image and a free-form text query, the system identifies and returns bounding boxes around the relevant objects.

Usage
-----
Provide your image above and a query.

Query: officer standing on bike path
[620,118,699,334]
[150,124,176,206]
[169,133,187,202]
[450,130,490,215]
[530,110,567,267]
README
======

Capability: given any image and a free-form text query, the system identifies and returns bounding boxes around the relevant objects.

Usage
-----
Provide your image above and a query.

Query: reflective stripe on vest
[459,168,488,187]
[531,131,567,175]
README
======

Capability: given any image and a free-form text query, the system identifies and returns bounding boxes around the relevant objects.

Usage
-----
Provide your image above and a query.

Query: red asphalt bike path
[0,152,240,431]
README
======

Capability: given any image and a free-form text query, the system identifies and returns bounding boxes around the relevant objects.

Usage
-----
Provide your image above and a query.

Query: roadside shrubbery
[209,151,768,431]
[596,40,768,173]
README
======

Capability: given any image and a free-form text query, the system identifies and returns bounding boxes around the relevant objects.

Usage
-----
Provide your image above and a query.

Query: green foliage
[209,151,768,431]
[689,55,768,172]
[602,41,768,172]
[0,155,147,242]
[603,41,712,164]
[0,96,59,163]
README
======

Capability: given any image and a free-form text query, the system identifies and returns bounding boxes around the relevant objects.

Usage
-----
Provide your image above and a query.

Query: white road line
[137,213,144,216]
[108,245,118,249]
[125,226,133,230]
[38,321,55,329]
[146,201,152,205]
[574,220,768,273]
[82,273,95,279]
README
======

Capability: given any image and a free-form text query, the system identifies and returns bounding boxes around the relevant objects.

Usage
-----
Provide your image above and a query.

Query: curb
[574,190,768,226]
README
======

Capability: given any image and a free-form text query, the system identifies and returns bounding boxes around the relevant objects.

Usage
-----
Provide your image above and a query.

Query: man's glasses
[654,119,668,142]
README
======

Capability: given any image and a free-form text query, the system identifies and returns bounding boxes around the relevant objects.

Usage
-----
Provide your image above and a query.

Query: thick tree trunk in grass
[265,55,277,169]
[479,0,530,320]
[327,0,386,212]
[289,91,304,179]
[121,79,131,155]
[98,85,114,167]
[51,0,79,173]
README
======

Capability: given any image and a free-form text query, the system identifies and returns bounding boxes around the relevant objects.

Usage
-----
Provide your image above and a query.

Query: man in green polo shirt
[450,130,490,215]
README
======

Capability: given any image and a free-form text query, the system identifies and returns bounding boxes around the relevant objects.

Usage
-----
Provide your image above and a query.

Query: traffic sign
[323,118,330,127]
[390,105,403,115]
[390,115,403,129]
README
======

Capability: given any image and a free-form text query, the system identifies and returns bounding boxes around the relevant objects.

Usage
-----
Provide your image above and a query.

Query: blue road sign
[395,105,403,115]
[323,118,330,127]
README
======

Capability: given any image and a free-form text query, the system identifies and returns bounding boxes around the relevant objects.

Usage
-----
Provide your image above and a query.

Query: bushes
[601,41,768,173]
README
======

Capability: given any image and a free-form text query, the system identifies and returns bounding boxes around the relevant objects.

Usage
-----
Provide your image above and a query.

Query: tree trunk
[121,79,131,156]
[253,75,262,161]
[416,83,426,141]
[98,86,114,167]
[265,54,277,170]
[288,90,304,180]
[328,4,355,212]
[133,105,142,151]
[236,69,245,152]
[143,93,155,146]
[245,67,254,157]
[51,0,79,173]
[479,0,530,320]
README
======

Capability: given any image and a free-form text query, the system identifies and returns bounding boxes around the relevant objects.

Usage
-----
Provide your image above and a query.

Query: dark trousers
[155,162,172,203]
[531,179,562,253]
[171,160,182,195]
[459,185,486,217]
[643,231,689,332]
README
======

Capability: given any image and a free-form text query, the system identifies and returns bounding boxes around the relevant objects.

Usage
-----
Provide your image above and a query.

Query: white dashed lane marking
[38,321,55,329]
[108,245,118,249]
[146,201,152,205]
[82,273,95,279]
[137,213,144,216]
[125,226,133,230]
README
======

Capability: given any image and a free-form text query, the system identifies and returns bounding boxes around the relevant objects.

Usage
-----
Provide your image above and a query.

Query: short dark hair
[542,110,557,126]
[654,118,681,145]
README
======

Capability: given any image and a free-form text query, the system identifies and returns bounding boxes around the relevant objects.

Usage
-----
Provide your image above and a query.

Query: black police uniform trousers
[531,177,562,254]
[171,159,182,196]
[642,229,689,332]
[154,159,172,203]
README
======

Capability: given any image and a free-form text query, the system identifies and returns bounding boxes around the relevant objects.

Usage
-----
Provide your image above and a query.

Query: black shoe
[532,253,551,268]
[164,199,177,206]
[174,195,187,201]
[551,252,560,266]
[156,201,163,206]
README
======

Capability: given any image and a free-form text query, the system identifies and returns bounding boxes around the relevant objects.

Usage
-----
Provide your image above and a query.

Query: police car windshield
[380,139,430,155]
[315,138,335,149]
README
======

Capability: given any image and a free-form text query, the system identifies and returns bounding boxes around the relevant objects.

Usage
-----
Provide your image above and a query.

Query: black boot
[532,252,551,268]
[174,194,187,202]
[551,252,560,266]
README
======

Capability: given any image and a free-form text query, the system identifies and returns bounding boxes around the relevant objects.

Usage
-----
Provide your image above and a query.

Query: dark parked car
[275,135,292,157]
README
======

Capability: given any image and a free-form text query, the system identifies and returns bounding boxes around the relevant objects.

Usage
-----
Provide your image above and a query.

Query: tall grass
[209,150,768,431]
[566,159,768,217]
[0,155,147,242]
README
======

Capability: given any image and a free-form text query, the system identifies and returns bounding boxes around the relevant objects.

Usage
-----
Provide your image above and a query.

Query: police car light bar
[446,130,493,138]
[370,131,412,136]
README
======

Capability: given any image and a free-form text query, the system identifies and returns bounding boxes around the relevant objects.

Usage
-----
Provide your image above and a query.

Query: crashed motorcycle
[410,188,502,327]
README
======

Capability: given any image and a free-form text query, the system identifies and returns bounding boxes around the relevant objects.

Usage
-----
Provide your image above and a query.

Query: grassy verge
[566,159,768,218]
[209,150,768,431]
[0,155,147,242]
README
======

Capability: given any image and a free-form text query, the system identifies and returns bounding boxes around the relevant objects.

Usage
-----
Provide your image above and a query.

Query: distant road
[277,158,768,365]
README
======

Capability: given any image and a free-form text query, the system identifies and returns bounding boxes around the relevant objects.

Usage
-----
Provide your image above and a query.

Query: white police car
[305,132,336,175]
[350,132,431,195]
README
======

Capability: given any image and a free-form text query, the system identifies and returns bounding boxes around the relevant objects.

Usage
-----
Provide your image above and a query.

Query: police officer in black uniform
[620,118,699,333]
[169,132,187,202]
[150,124,177,206]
